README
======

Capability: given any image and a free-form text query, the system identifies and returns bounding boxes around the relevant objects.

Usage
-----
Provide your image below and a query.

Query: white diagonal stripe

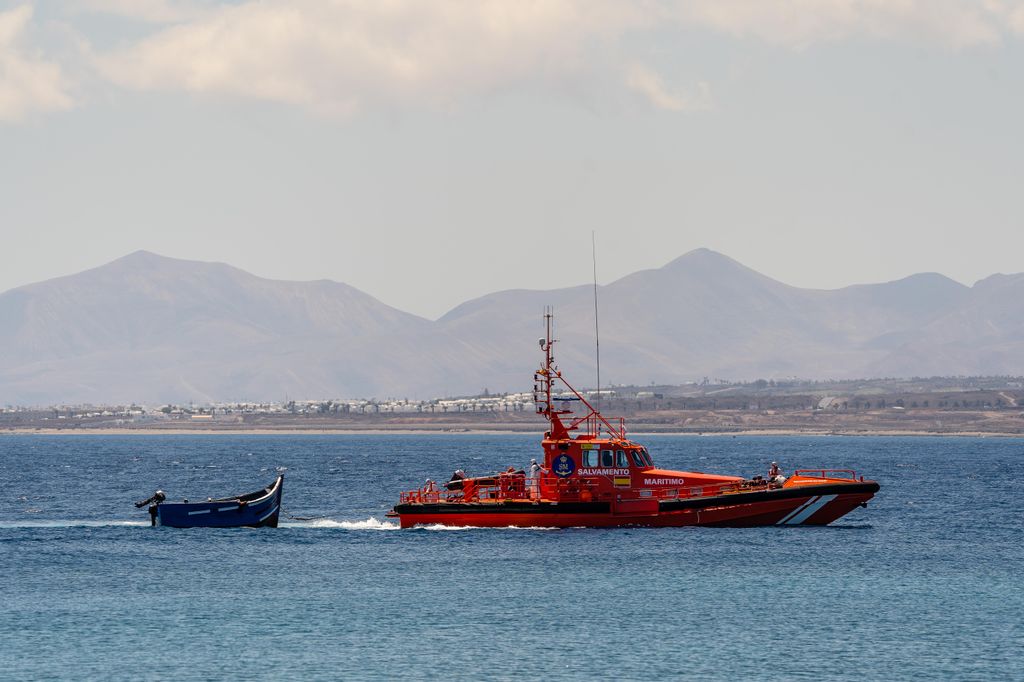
[777,496,818,525]
[786,494,838,525]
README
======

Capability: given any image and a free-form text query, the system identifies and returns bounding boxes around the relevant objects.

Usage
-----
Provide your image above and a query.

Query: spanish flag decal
[613,476,631,487]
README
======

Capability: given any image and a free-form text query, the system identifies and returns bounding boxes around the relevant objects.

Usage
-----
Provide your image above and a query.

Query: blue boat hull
[154,475,283,528]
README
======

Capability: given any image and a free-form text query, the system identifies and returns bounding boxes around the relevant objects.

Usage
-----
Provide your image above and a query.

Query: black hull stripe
[393,482,878,517]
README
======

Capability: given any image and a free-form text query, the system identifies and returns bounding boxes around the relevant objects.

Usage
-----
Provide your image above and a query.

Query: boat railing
[459,476,603,503]
[399,475,604,505]
[793,468,860,480]
[545,477,602,502]
[403,469,855,506]
[642,481,754,501]
[399,475,789,505]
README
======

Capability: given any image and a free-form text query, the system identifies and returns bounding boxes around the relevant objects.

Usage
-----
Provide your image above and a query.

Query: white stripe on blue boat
[217,506,238,512]
[258,504,279,523]
[187,509,211,515]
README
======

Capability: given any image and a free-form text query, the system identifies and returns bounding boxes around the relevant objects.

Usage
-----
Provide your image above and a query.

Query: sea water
[1,434,1021,681]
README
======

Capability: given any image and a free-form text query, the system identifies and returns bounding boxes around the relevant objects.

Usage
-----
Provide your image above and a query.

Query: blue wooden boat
[136,474,284,528]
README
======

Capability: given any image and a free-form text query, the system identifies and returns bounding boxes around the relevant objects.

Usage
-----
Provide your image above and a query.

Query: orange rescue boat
[388,312,878,529]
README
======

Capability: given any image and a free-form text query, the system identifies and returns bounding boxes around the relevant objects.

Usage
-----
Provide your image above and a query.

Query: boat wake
[0,520,149,528]
[0,518,579,531]
[281,517,400,530]
[412,523,561,531]
[281,519,560,531]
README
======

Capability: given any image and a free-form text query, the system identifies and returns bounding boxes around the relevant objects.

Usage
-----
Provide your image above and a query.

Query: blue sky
[2,1,1023,318]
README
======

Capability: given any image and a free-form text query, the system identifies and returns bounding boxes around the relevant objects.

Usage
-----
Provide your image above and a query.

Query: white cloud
[626,64,712,112]
[1009,3,1024,34]
[669,0,1018,49]
[71,0,211,24]
[81,0,1024,117]
[94,0,645,115]
[0,5,73,122]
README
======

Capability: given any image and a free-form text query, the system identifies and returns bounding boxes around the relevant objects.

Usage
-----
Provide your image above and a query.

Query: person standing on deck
[529,458,546,500]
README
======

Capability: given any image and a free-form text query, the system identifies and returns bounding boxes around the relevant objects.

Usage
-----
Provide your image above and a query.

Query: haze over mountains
[0,249,1020,405]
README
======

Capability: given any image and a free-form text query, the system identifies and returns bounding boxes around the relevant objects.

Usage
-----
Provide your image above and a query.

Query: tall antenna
[592,231,601,412]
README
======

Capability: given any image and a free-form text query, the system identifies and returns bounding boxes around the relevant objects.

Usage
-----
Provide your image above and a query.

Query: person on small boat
[768,461,786,484]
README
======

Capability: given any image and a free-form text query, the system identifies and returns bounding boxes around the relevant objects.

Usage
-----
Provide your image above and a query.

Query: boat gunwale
[157,474,283,511]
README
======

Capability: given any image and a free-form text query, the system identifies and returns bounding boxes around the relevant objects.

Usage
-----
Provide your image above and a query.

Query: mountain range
[1,248,1021,405]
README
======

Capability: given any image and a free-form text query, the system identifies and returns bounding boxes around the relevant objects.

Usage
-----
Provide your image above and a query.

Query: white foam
[329,517,401,530]
[0,518,559,531]
[280,517,400,530]
[0,520,149,528]
[414,523,560,531]
[415,523,475,531]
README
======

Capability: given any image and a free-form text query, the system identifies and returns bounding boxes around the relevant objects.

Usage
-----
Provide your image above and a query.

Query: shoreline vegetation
[4,408,1024,437]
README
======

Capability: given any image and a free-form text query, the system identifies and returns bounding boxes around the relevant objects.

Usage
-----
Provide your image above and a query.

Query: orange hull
[392,482,878,529]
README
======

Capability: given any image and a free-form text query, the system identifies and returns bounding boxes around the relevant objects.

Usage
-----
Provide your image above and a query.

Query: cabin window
[600,450,614,467]
[640,448,654,467]
[616,450,629,467]
[583,450,599,467]
[630,451,645,467]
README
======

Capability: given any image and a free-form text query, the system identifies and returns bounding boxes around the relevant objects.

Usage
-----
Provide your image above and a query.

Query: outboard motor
[135,490,166,526]
[134,490,166,508]
[446,469,467,491]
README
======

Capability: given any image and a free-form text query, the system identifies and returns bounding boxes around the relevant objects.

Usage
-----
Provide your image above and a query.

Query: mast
[545,308,553,410]
[535,307,568,439]
[534,308,624,441]
[592,231,601,413]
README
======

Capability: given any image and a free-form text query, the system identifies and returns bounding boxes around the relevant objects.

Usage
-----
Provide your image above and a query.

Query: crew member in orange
[423,478,437,502]
[529,458,546,500]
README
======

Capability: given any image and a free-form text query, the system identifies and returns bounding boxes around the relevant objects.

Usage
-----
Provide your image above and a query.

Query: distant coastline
[7,375,1022,438]
[4,419,1023,438]
[4,429,1022,437]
